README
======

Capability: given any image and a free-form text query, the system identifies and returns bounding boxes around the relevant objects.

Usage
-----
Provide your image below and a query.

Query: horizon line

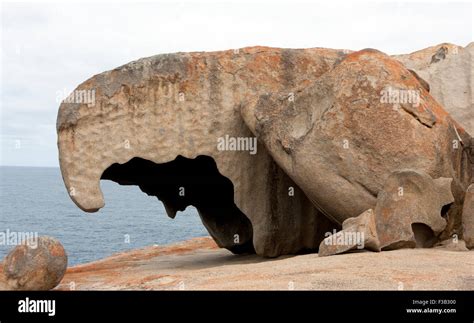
[0,165,59,168]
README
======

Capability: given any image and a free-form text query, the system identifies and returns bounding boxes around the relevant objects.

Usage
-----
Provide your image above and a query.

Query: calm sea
[0,166,208,266]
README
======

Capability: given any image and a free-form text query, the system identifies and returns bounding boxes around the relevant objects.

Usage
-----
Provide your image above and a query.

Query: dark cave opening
[411,223,437,248]
[101,155,255,254]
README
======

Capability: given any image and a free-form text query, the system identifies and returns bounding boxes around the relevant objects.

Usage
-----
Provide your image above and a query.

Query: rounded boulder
[3,236,68,290]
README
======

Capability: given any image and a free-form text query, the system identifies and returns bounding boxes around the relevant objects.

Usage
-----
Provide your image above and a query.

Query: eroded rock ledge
[57,43,474,258]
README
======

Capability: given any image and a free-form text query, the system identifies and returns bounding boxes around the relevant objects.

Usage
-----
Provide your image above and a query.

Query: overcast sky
[1,0,472,167]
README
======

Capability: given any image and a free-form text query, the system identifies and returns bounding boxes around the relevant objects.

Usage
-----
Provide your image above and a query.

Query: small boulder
[3,236,68,290]
[319,209,380,257]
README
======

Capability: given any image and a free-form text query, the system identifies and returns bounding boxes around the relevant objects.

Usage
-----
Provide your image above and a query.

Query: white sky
[1,0,472,167]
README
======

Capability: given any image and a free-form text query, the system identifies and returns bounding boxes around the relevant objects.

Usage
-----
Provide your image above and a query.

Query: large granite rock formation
[57,47,343,257]
[57,44,474,257]
[241,49,471,230]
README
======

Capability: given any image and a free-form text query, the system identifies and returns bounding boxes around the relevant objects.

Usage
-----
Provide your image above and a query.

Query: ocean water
[0,166,208,266]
